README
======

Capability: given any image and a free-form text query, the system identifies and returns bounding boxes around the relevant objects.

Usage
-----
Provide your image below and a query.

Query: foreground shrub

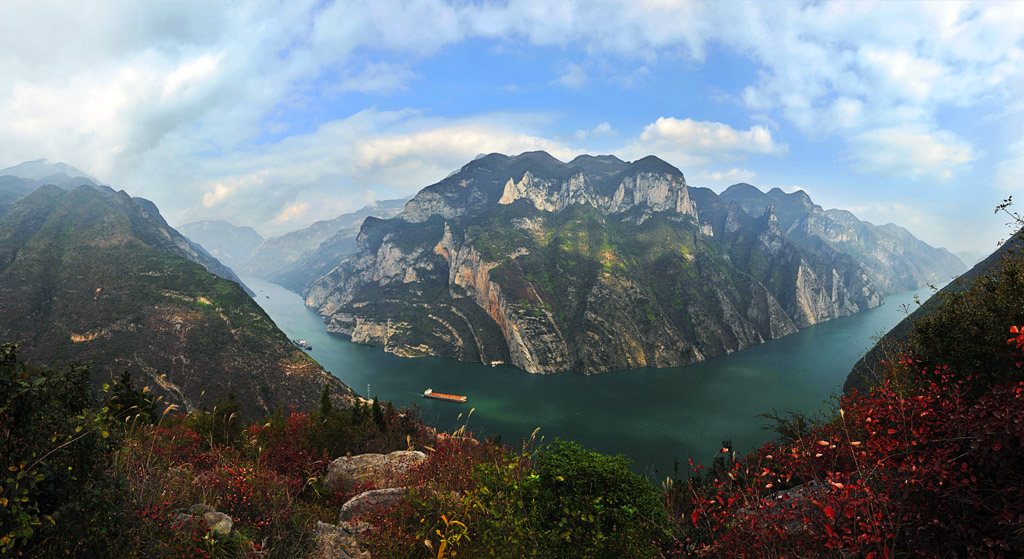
[673,360,1024,558]
[0,343,128,557]
[531,439,669,558]
[910,229,1024,390]
[362,437,669,559]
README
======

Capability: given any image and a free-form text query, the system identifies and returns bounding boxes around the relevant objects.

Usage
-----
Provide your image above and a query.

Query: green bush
[910,234,1024,391]
[530,439,668,559]
[0,343,127,557]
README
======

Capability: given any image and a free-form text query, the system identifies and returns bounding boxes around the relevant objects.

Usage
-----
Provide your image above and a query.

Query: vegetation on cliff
[0,185,353,419]
[2,227,1022,557]
[306,151,962,376]
[1,186,1015,558]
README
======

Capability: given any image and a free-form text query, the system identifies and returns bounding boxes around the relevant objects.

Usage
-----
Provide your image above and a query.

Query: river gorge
[247,275,932,476]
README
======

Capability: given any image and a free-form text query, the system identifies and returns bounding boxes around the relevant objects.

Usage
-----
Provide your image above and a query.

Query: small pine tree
[319,384,333,418]
[371,396,386,431]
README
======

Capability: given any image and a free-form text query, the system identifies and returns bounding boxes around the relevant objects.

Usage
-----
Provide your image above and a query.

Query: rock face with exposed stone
[174,504,234,539]
[310,520,373,559]
[312,449,430,559]
[306,151,956,376]
[338,487,413,522]
[323,450,427,491]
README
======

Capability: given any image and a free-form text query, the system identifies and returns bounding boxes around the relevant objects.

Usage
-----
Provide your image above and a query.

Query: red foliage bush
[406,433,500,493]
[247,412,328,488]
[679,358,1024,558]
[200,465,292,537]
[144,423,221,469]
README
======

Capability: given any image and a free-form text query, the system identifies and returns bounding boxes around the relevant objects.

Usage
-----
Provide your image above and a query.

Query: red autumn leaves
[674,326,1024,557]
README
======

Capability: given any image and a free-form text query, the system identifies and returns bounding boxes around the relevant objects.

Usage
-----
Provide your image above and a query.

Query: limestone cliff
[719,184,964,294]
[305,152,903,375]
[301,152,958,375]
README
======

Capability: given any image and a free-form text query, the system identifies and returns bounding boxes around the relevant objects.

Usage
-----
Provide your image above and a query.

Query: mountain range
[302,151,964,375]
[177,220,265,271]
[178,198,411,294]
[0,168,355,419]
[0,153,967,392]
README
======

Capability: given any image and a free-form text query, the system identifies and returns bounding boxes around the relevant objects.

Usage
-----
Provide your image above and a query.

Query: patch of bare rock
[311,449,428,559]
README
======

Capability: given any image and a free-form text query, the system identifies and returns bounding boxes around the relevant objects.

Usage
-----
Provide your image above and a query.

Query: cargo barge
[422,388,467,403]
[292,339,312,350]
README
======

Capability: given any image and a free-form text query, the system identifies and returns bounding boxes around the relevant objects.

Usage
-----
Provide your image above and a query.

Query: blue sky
[1,1,1022,256]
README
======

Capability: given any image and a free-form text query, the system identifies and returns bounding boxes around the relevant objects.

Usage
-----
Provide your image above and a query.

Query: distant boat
[292,339,312,350]
[423,388,467,403]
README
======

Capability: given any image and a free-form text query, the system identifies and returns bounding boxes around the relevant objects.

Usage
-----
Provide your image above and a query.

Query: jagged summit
[301,151,965,376]
[567,154,626,168]
[720,182,964,294]
[512,150,563,164]
[400,150,699,224]
[722,182,759,193]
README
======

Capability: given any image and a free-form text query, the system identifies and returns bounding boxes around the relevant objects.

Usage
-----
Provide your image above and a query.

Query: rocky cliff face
[719,184,964,295]
[304,152,912,375]
[241,198,410,292]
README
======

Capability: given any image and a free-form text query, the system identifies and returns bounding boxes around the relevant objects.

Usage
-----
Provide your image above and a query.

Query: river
[244,275,928,476]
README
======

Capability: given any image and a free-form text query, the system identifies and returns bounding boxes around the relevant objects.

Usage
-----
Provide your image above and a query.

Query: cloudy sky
[1,0,1022,256]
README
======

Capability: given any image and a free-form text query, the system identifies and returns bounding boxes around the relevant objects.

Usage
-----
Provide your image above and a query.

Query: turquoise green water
[245,276,927,475]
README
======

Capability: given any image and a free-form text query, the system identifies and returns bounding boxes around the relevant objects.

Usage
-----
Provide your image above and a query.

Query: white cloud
[690,168,757,187]
[574,122,615,141]
[995,141,1024,192]
[619,117,787,166]
[723,1,1024,137]
[272,202,310,224]
[556,62,589,89]
[337,62,420,95]
[847,126,976,181]
[156,109,579,235]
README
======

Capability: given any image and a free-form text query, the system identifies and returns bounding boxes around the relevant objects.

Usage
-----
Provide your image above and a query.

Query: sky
[1,1,1022,257]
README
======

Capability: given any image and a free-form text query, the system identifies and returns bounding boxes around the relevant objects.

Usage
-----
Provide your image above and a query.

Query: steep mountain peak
[462,152,511,170]
[512,150,563,165]
[0,184,354,419]
[761,204,781,234]
[765,187,814,211]
[722,183,762,196]
[567,154,630,178]
[629,155,683,177]
[401,151,701,226]
[507,151,572,181]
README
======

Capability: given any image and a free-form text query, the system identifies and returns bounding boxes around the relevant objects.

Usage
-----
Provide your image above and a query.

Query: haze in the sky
[0,1,1021,256]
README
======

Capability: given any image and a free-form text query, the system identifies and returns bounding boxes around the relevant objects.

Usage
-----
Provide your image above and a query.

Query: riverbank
[246,275,935,474]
